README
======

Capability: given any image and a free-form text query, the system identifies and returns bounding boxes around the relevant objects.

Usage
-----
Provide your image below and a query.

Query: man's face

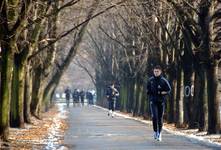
[153,68,162,77]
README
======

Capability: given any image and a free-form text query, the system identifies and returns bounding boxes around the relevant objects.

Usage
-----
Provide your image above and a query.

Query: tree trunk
[49,86,57,107]
[183,67,194,127]
[137,83,144,116]
[207,1,221,134]
[167,66,176,123]
[190,65,206,129]
[120,78,128,112]
[140,84,146,116]
[24,65,32,123]
[176,64,184,127]
[36,88,44,117]
[196,0,211,132]
[30,66,42,118]
[207,62,220,134]
[0,42,13,141]
[43,83,57,112]
[195,64,208,131]
[127,77,135,113]
[132,79,138,116]
[165,57,177,122]
[136,74,144,116]
[10,54,26,128]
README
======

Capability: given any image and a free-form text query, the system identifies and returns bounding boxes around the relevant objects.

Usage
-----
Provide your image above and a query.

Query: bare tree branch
[28,0,129,61]
[74,58,96,86]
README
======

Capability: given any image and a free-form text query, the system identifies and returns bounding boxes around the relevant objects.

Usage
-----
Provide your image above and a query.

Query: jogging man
[147,65,171,141]
[106,83,119,117]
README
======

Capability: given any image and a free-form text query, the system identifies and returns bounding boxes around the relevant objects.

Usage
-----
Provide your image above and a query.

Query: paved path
[64,105,220,150]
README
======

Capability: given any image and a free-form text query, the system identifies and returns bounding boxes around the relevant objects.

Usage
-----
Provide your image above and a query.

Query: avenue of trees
[1,0,221,143]
[82,0,221,135]
[0,0,111,141]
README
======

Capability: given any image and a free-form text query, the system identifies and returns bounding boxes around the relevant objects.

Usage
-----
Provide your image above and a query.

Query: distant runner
[106,82,119,117]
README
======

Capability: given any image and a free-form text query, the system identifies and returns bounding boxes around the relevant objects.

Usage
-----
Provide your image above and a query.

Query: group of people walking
[106,65,171,142]
[64,88,94,107]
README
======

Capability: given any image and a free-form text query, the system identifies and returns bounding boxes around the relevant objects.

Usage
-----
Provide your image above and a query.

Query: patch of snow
[44,103,68,150]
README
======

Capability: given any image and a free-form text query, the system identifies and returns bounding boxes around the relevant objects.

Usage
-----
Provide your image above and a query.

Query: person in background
[86,90,90,105]
[64,87,71,107]
[80,89,85,106]
[146,65,171,141]
[72,89,78,106]
[88,91,94,105]
[106,82,119,117]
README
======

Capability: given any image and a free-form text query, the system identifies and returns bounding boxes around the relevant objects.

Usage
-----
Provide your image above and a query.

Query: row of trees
[0,0,109,141]
[85,0,221,134]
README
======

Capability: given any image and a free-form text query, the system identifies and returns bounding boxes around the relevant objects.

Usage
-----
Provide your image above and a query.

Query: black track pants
[150,101,165,133]
[108,100,115,111]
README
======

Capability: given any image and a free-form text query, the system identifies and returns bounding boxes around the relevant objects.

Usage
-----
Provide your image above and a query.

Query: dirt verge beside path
[0,104,68,150]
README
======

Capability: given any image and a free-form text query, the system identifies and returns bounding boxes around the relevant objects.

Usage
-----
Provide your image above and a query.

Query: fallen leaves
[1,104,68,150]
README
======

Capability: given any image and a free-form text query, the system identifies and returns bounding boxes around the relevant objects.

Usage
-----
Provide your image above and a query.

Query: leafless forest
[0,0,221,142]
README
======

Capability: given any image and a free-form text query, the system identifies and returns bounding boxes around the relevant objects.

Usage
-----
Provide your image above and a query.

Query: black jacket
[147,75,171,102]
[106,86,119,101]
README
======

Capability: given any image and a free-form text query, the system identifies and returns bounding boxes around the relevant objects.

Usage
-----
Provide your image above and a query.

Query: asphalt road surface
[64,105,220,150]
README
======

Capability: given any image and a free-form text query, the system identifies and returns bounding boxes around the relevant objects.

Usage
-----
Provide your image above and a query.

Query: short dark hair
[153,65,162,70]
